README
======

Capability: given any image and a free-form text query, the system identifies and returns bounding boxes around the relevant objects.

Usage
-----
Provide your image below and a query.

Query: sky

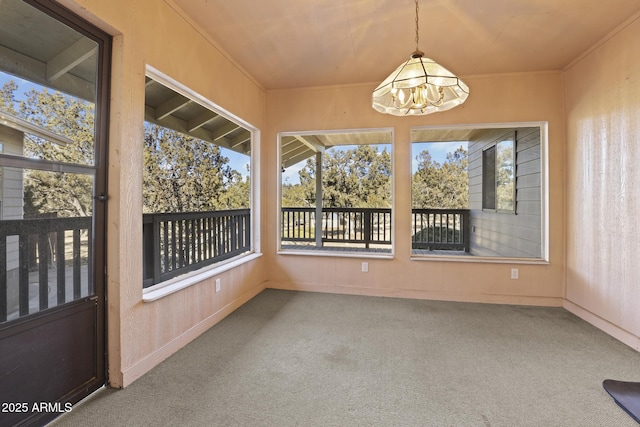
[281,141,468,185]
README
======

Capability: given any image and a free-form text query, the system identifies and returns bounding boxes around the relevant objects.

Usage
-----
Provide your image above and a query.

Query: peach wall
[265,72,565,305]
[60,0,268,386]
[564,15,640,350]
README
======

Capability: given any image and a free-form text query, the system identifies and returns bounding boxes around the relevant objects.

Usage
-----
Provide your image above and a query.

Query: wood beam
[295,135,325,153]
[144,105,237,151]
[283,148,314,168]
[155,94,191,120]
[46,38,97,82]
[212,121,240,141]
[231,131,251,148]
[187,110,218,132]
[0,44,94,101]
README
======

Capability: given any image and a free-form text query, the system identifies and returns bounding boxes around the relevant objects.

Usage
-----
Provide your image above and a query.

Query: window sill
[142,252,262,302]
[277,248,394,260]
[410,254,549,264]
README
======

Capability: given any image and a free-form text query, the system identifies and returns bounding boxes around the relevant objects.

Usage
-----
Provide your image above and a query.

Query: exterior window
[279,129,393,255]
[482,134,515,213]
[142,70,255,288]
[412,126,545,260]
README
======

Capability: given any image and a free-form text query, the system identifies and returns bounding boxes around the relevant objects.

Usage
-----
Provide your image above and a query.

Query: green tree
[143,123,246,213]
[218,171,251,209]
[288,145,392,208]
[281,182,312,208]
[1,83,96,217]
[496,141,515,211]
[412,146,468,209]
[0,80,18,114]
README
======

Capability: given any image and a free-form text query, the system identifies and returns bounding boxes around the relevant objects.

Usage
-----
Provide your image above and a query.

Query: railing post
[153,216,162,285]
[364,209,371,249]
[245,212,251,248]
[463,210,471,253]
[315,152,323,247]
[142,219,154,286]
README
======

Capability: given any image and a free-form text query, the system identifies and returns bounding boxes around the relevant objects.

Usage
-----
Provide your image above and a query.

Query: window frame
[276,128,395,259]
[410,122,549,264]
[142,66,261,300]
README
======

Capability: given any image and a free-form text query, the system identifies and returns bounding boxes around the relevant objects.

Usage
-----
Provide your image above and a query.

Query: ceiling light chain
[415,0,420,52]
[371,0,469,116]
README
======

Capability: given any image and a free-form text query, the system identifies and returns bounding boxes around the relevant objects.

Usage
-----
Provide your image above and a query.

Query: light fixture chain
[415,0,420,51]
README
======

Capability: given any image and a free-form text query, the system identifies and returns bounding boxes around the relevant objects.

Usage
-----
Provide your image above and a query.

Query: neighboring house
[468,127,542,258]
[0,121,23,275]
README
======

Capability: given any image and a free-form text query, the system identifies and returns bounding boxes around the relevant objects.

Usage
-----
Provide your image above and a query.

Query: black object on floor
[603,379,640,423]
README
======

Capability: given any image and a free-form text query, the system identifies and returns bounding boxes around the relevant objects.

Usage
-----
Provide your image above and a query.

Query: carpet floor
[51,289,640,426]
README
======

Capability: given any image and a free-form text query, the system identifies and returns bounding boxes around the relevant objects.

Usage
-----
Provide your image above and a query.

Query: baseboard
[265,281,563,307]
[119,281,266,387]
[563,300,640,352]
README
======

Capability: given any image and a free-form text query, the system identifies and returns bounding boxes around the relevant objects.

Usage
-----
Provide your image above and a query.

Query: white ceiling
[171,0,640,90]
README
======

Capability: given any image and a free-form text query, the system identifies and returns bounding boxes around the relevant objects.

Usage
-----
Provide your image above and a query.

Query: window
[411,125,546,260]
[482,146,496,210]
[279,129,393,255]
[483,133,515,212]
[142,68,256,288]
[0,0,110,321]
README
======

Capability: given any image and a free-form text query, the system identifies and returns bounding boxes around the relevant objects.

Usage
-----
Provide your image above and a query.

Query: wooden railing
[143,209,251,287]
[281,207,392,248]
[411,208,470,252]
[0,216,92,322]
[282,207,470,252]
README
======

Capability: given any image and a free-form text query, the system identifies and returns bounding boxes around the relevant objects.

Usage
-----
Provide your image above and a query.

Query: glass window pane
[142,74,253,287]
[411,126,544,260]
[496,139,515,212]
[280,130,393,254]
[482,146,496,210]
[1,0,98,166]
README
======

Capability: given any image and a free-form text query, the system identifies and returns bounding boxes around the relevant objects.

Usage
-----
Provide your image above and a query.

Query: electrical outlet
[362,262,368,273]
[511,268,519,280]
[215,278,221,292]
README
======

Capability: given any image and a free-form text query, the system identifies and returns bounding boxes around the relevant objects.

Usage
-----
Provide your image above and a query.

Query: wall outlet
[361,262,368,273]
[511,268,519,280]
[215,278,221,292]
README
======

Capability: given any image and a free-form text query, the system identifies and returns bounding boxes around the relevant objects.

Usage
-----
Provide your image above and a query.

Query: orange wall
[564,15,640,350]
[60,0,268,387]
[265,72,565,306]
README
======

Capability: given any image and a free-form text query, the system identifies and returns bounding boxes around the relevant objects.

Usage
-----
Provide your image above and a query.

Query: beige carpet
[51,289,640,426]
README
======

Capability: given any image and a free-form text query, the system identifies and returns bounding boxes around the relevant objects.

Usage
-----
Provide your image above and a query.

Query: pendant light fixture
[372,0,469,116]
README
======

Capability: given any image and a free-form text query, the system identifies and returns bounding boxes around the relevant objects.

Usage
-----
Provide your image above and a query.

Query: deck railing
[281,207,392,248]
[0,216,92,322]
[143,209,251,287]
[282,207,470,252]
[1,207,466,305]
[411,208,470,252]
